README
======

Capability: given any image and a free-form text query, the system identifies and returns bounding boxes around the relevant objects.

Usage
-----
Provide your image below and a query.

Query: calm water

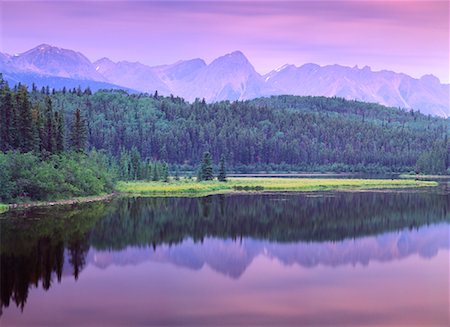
[1,188,449,326]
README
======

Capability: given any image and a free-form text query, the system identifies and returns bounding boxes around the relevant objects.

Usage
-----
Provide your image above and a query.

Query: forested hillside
[1,76,448,175]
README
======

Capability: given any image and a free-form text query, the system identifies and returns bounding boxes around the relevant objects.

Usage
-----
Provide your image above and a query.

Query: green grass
[117,177,437,196]
[0,204,9,214]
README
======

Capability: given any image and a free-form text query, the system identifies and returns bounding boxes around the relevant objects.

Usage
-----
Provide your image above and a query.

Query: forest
[0,75,448,202]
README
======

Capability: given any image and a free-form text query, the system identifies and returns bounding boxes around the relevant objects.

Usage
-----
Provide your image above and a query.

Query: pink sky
[1,0,448,82]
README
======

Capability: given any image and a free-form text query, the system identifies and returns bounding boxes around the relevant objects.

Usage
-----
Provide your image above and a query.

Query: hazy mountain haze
[1,44,448,116]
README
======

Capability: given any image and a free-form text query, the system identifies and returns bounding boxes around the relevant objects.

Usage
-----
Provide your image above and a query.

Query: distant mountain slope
[265,64,449,117]
[1,44,448,116]
[94,58,170,94]
[2,71,135,93]
[175,51,272,102]
[2,44,106,81]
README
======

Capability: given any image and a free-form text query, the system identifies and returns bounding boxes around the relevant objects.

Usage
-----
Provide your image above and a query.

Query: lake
[1,187,449,326]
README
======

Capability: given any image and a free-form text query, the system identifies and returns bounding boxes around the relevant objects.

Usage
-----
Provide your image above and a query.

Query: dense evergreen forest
[0,75,448,201]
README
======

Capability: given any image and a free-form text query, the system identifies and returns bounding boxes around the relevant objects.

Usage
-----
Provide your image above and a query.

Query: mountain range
[1,44,448,117]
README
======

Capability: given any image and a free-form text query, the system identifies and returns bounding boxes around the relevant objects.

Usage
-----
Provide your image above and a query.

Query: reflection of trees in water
[92,192,450,250]
[0,191,449,313]
[1,236,88,313]
[0,203,109,314]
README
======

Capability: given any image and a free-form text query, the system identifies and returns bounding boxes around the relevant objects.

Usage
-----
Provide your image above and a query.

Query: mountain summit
[1,44,448,116]
[5,44,106,81]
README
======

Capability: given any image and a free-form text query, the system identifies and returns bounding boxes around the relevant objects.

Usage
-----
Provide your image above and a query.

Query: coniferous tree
[16,85,36,152]
[70,108,87,152]
[0,77,14,151]
[199,151,214,181]
[119,149,131,180]
[218,155,227,182]
[31,104,43,153]
[162,162,169,182]
[147,163,153,181]
[54,110,65,153]
[152,163,159,181]
[130,147,141,180]
[44,96,55,154]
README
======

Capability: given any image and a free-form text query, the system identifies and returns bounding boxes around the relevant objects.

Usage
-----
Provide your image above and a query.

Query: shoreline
[1,178,438,213]
[1,193,117,214]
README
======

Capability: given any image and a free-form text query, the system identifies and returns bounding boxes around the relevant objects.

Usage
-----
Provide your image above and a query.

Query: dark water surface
[1,188,449,326]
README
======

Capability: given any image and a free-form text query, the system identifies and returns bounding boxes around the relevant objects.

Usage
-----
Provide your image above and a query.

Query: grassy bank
[117,178,437,196]
[0,204,9,214]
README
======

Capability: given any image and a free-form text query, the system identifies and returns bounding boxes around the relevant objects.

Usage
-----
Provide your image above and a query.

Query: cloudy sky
[1,0,448,82]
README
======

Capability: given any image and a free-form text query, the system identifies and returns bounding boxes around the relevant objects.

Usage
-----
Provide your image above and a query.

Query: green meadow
[116,177,437,196]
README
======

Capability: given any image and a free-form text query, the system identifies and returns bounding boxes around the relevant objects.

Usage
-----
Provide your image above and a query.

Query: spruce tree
[54,111,65,153]
[130,147,141,180]
[199,151,214,181]
[162,162,169,182]
[44,96,55,154]
[119,149,131,180]
[16,85,35,152]
[152,163,159,181]
[32,105,43,154]
[70,108,87,152]
[0,77,13,151]
[218,155,227,182]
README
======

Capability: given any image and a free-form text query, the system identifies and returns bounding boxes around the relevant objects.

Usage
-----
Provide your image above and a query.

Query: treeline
[0,77,171,202]
[117,147,169,181]
[1,76,449,176]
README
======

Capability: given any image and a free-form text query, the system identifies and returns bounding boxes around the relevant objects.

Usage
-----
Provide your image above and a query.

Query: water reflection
[87,223,449,278]
[1,191,449,324]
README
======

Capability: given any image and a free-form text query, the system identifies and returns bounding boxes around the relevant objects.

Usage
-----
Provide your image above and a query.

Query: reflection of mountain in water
[1,191,449,312]
[86,223,449,279]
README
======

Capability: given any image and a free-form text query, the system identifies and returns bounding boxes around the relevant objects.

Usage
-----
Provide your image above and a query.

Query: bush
[0,151,117,203]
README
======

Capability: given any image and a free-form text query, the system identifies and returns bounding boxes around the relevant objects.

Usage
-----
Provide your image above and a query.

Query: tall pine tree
[16,85,36,152]
[218,154,227,182]
[0,76,14,151]
[54,110,65,153]
[70,108,87,152]
[44,96,55,154]
[199,151,214,181]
